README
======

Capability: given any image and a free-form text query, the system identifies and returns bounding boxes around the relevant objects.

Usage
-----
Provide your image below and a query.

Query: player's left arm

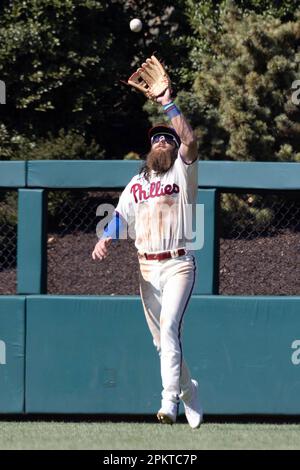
[157,88,197,164]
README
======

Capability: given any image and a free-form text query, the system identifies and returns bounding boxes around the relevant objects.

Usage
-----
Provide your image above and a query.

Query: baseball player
[92,57,203,428]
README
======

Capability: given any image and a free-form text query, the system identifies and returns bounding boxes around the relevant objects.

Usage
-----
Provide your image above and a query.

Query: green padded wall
[193,189,218,294]
[27,160,141,188]
[26,296,161,413]
[198,161,300,190]
[0,297,25,413]
[183,296,300,414]
[0,161,26,187]
[26,160,300,190]
[17,189,47,294]
[26,295,300,415]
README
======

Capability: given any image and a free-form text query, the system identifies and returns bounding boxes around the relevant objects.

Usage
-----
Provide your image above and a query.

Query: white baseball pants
[138,253,197,405]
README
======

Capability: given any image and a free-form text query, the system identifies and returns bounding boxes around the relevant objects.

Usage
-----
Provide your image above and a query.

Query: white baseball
[130,18,143,33]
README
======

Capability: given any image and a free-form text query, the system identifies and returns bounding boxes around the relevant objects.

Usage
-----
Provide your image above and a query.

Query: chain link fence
[47,189,300,296]
[0,190,17,294]
[219,191,300,295]
[1,186,299,297]
[47,190,140,295]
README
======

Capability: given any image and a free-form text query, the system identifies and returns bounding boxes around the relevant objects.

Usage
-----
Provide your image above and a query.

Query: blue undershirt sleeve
[100,211,127,241]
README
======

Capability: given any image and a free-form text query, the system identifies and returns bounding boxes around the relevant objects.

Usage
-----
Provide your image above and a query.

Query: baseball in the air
[130,18,143,33]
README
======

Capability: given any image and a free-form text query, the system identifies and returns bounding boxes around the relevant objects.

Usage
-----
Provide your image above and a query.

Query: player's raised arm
[127,54,197,165]
[157,88,197,164]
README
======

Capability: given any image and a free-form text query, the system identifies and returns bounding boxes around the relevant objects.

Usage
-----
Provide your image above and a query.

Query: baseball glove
[127,55,171,101]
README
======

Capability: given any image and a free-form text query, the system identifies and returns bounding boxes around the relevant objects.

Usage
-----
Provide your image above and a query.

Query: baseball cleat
[157,400,177,425]
[182,379,203,429]
[157,412,175,425]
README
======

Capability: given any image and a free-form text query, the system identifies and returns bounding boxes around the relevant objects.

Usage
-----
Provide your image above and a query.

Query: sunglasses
[151,134,177,145]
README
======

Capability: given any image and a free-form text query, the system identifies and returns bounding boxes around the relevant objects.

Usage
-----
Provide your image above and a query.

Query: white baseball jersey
[115,152,198,253]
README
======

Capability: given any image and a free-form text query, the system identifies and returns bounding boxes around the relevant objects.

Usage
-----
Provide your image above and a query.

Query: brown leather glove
[127,55,171,102]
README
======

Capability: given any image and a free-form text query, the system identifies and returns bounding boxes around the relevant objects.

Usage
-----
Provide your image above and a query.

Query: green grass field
[0,420,300,450]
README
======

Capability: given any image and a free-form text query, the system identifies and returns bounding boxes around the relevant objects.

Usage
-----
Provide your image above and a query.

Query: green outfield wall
[26,160,300,189]
[0,160,299,414]
[25,296,300,415]
[0,297,25,413]
[0,161,26,188]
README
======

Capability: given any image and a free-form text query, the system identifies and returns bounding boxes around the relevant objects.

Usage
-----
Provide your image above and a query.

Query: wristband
[163,101,181,119]
[162,101,174,110]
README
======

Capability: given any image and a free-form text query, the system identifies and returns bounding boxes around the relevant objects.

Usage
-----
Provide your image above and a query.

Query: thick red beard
[146,146,177,175]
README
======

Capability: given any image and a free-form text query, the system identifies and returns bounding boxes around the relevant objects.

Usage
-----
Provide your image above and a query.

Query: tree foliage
[1,0,298,162]
[181,4,300,162]
[0,0,191,160]
[186,0,300,57]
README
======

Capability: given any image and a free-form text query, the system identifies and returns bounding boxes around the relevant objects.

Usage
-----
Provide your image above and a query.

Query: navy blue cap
[148,124,181,148]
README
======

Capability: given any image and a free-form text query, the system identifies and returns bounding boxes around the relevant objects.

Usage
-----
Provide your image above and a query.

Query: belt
[138,248,187,261]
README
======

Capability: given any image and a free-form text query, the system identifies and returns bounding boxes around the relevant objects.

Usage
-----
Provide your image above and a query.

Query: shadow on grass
[0,414,300,424]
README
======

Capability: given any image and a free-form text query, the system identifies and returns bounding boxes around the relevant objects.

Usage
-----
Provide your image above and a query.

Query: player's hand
[92,237,112,261]
[156,87,172,106]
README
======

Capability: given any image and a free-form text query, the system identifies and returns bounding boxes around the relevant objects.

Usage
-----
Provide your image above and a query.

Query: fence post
[193,189,219,295]
[17,189,47,294]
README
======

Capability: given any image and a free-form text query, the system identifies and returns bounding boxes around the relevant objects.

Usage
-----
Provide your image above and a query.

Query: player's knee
[160,318,178,335]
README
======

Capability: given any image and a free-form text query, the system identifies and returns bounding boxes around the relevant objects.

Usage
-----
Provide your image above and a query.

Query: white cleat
[182,379,203,429]
[157,400,177,425]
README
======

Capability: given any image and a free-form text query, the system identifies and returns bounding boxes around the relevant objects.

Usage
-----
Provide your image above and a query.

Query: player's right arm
[92,237,112,261]
[92,180,134,261]
[92,210,127,261]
